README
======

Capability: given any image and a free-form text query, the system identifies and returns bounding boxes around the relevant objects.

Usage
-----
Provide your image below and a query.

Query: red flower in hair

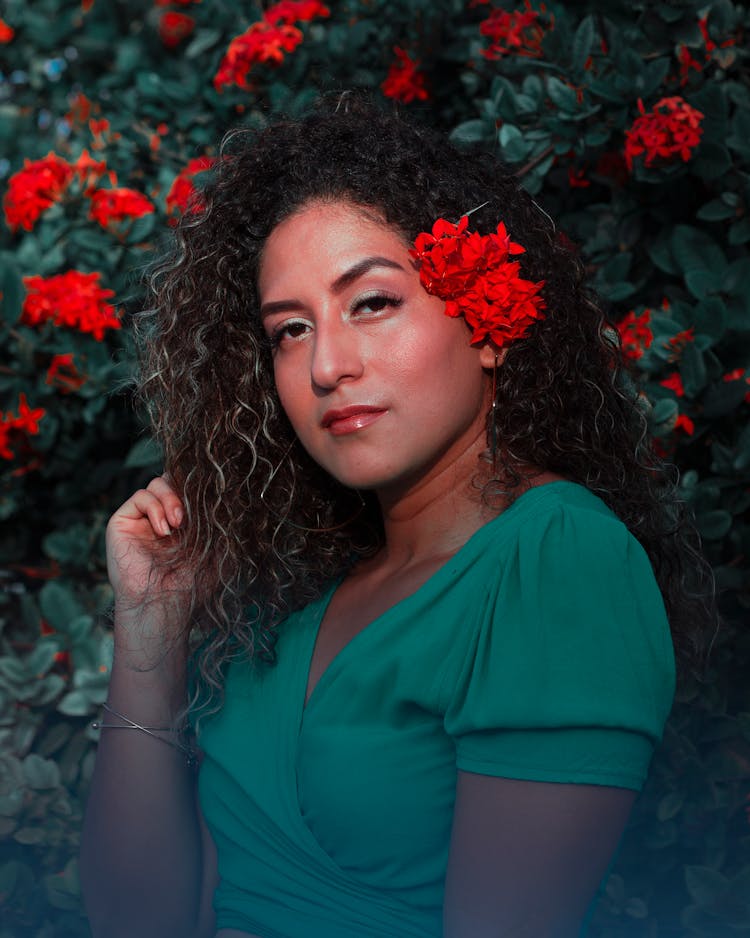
[410,215,545,349]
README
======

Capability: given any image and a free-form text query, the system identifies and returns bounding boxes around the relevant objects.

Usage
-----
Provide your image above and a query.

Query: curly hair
[135,94,717,714]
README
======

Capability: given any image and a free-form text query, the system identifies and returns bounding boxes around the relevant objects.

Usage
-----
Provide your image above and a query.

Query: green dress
[196,481,676,937]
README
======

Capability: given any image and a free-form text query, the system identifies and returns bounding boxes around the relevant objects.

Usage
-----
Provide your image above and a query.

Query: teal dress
[196,481,676,937]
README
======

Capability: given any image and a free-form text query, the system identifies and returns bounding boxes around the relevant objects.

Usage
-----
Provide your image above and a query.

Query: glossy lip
[321,405,388,435]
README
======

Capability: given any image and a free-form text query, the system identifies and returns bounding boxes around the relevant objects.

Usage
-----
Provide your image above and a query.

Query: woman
[81,97,714,938]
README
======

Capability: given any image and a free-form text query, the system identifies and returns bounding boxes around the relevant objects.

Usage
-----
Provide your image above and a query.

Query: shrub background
[0,0,748,935]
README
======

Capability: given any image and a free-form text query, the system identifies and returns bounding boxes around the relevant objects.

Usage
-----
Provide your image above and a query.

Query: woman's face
[258,200,496,499]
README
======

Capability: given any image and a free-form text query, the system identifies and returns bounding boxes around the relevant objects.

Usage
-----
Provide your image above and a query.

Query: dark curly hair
[136,94,717,713]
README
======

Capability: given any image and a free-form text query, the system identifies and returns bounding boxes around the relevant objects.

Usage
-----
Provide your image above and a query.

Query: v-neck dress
[195,481,675,938]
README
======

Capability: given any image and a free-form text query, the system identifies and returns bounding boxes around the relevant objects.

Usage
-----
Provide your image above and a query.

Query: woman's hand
[106,474,185,603]
[106,474,195,664]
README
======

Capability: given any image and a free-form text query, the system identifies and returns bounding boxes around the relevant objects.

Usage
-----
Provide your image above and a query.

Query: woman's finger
[113,488,173,537]
[145,474,185,528]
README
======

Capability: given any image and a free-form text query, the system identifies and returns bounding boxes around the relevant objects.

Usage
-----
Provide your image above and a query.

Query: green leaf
[124,436,163,469]
[546,77,578,112]
[39,582,85,633]
[571,15,594,72]
[671,225,727,280]
[695,511,733,541]
[184,27,222,60]
[0,252,24,326]
[657,790,684,821]
[450,119,489,146]
[22,753,61,790]
[498,124,530,163]
[696,199,737,222]
[685,865,730,908]
[57,689,96,718]
[650,397,679,435]
[729,217,750,246]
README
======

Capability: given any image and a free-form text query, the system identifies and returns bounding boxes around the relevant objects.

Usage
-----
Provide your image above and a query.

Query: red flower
[665,326,695,360]
[0,18,14,42]
[659,371,685,396]
[3,154,74,232]
[617,309,653,361]
[166,156,216,222]
[410,215,545,350]
[265,0,330,25]
[723,369,750,403]
[159,11,195,48]
[479,1,548,60]
[70,149,111,193]
[381,47,429,104]
[624,96,704,171]
[214,22,303,90]
[88,187,154,228]
[698,15,717,52]
[567,166,590,188]
[46,353,87,393]
[674,413,694,435]
[22,270,120,341]
[0,394,45,460]
[677,45,703,86]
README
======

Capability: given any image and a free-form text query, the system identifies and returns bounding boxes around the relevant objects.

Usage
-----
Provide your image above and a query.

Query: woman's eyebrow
[260,256,405,318]
[330,256,405,293]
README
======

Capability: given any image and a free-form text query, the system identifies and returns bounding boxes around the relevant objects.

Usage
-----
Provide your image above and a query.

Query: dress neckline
[298,480,582,721]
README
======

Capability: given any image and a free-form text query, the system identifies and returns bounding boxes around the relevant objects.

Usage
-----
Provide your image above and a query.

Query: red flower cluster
[617,309,653,361]
[659,371,685,397]
[159,11,195,47]
[265,0,330,24]
[479,1,547,60]
[3,150,112,231]
[22,270,121,341]
[410,215,546,349]
[46,353,87,393]
[0,18,14,42]
[624,96,704,171]
[0,394,45,461]
[214,1,328,91]
[381,47,429,104]
[88,187,155,228]
[4,154,74,232]
[665,326,695,360]
[166,156,216,222]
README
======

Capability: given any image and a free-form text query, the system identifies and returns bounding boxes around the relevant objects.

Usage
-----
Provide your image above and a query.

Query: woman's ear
[478,343,507,369]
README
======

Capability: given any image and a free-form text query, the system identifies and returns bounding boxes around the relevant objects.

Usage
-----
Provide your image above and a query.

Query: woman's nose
[310,320,364,390]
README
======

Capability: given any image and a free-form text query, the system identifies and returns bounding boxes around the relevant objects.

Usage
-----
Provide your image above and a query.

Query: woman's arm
[80,477,217,938]
[443,771,635,938]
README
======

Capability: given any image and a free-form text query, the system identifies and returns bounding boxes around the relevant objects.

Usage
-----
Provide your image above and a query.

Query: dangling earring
[490,353,499,475]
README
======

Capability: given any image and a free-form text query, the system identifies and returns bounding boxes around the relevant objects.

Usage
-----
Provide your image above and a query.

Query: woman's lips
[322,406,387,436]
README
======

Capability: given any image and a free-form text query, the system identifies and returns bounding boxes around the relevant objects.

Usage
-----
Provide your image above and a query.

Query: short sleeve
[442,501,676,791]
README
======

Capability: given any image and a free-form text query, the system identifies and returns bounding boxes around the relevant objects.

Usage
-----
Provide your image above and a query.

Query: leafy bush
[0,1,748,935]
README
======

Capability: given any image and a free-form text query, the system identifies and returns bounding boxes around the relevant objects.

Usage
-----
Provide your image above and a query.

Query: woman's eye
[269,319,310,348]
[352,293,403,315]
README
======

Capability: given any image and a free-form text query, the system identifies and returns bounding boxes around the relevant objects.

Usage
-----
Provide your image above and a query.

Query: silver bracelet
[92,702,197,769]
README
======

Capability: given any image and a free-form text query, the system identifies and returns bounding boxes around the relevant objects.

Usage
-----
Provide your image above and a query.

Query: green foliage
[0,0,748,935]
